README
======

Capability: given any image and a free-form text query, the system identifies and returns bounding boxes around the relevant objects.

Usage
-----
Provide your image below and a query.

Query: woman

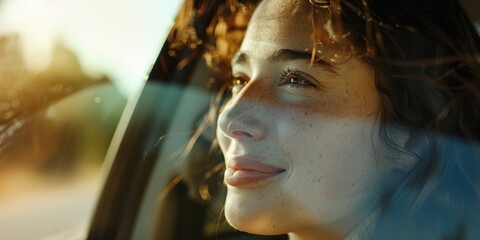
[171,0,480,239]
[217,0,388,239]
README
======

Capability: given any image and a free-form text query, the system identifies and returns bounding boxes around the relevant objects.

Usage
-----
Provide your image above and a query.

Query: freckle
[309,123,313,127]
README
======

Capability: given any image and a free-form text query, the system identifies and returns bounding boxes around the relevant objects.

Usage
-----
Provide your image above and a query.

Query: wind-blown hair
[328,0,480,140]
[333,1,480,239]
[169,0,480,238]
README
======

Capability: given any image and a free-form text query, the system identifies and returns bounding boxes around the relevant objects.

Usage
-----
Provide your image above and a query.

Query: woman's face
[216,0,395,238]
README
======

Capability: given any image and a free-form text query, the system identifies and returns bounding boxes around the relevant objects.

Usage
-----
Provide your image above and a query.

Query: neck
[287,210,379,240]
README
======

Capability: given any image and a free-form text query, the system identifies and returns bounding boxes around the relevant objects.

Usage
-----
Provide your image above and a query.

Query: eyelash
[280,69,317,89]
[230,69,318,92]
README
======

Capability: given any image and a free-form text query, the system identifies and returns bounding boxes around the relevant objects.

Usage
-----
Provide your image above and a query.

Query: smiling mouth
[224,157,285,187]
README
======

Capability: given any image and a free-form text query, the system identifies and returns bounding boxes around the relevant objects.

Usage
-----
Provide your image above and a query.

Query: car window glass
[0,0,181,239]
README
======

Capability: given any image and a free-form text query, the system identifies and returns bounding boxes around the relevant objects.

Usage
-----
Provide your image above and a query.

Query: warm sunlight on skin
[216,0,397,239]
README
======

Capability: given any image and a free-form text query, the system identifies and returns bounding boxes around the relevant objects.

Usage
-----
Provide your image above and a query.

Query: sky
[0,0,182,96]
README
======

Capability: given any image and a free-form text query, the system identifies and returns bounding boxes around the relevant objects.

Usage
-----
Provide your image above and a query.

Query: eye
[231,78,247,87]
[230,75,248,95]
[280,69,317,89]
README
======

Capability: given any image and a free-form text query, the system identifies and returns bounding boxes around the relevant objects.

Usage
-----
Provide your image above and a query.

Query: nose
[218,110,266,140]
[217,85,267,141]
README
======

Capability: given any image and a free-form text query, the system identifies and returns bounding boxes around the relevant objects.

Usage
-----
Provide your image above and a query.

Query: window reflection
[0,34,125,239]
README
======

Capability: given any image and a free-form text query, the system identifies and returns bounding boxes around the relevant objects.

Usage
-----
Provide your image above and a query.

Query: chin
[224,200,292,235]
[225,213,288,235]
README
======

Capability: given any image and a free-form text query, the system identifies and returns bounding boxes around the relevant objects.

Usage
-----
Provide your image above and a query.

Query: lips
[224,156,285,187]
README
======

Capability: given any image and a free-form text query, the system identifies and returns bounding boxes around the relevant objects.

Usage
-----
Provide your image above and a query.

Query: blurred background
[0,0,181,239]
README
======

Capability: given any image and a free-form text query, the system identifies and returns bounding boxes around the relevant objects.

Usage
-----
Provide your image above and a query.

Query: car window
[0,1,181,239]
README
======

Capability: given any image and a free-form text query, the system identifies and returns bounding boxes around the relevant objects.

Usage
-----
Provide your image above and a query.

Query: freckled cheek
[274,109,332,167]
[310,87,379,118]
[284,118,370,193]
[276,109,326,136]
[321,161,357,198]
[327,97,376,117]
[282,97,356,118]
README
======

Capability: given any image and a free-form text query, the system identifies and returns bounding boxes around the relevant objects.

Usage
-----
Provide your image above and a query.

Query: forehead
[241,0,314,52]
[254,0,311,19]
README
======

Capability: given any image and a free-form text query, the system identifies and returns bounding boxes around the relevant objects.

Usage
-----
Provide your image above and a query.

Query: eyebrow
[231,48,337,72]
